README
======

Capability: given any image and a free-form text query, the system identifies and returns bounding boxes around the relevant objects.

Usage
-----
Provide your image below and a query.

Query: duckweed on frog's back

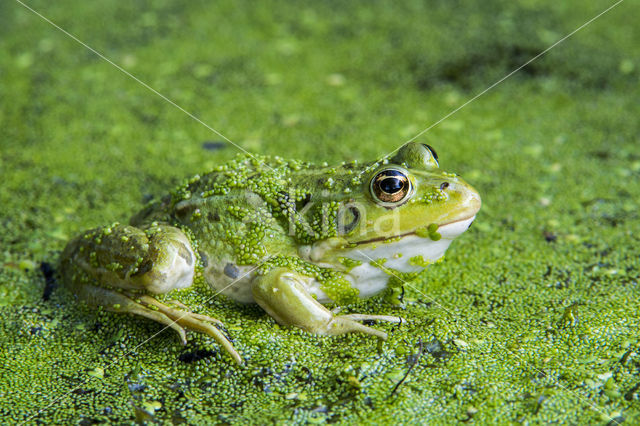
[60,142,481,364]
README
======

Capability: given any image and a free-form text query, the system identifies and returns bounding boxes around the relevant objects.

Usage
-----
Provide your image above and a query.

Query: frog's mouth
[352,215,476,246]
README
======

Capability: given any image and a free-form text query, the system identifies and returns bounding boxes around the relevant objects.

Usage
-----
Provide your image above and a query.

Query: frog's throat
[351,215,477,246]
[324,215,476,300]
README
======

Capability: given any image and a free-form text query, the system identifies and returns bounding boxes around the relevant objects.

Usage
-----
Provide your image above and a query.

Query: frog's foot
[77,284,242,364]
[134,295,243,365]
[253,268,396,341]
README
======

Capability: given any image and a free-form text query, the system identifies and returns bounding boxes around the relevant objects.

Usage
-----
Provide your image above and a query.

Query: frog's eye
[370,168,413,207]
[421,144,439,166]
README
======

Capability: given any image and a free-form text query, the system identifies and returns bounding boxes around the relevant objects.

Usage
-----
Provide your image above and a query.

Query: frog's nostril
[440,182,450,191]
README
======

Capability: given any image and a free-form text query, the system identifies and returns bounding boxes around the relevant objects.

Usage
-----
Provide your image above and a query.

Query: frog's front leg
[61,223,242,365]
[252,268,402,340]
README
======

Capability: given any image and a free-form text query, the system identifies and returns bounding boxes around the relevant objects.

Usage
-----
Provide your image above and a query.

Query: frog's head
[344,142,481,246]
[302,142,480,297]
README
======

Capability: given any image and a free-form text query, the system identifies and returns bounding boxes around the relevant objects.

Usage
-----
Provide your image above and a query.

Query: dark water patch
[40,261,57,301]
[179,348,217,363]
[202,141,226,151]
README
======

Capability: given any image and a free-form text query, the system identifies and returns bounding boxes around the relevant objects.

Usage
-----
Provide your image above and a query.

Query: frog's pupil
[381,177,403,194]
[378,170,407,194]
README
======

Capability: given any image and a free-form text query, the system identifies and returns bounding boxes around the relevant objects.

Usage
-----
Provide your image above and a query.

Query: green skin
[60,142,480,364]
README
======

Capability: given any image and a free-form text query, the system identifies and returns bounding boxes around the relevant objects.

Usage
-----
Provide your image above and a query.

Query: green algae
[416,223,442,241]
[1,0,640,424]
[338,256,363,271]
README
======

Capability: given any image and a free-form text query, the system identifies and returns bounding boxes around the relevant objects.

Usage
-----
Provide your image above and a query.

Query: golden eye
[370,168,412,206]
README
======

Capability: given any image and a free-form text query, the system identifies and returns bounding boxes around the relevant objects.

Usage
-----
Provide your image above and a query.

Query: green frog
[60,142,481,365]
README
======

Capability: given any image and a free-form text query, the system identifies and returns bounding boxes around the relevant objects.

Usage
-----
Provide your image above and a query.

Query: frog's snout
[449,179,482,218]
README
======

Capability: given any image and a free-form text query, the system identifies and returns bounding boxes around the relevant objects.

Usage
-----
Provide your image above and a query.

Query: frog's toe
[164,299,223,325]
[121,299,188,344]
[328,314,405,341]
[174,312,243,365]
[328,316,389,340]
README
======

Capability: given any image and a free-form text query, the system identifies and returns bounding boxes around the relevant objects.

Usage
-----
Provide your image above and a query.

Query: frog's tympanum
[61,143,480,364]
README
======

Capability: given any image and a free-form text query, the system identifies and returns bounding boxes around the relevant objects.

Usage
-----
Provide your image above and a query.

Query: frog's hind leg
[62,223,242,364]
[252,267,396,340]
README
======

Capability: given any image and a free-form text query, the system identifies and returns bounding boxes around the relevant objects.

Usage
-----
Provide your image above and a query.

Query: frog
[60,142,481,365]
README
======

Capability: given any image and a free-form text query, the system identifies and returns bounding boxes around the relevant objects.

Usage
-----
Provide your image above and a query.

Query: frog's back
[129,157,309,302]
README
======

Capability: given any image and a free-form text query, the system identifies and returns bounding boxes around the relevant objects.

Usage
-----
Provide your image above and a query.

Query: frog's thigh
[65,223,195,294]
[252,267,389,340]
